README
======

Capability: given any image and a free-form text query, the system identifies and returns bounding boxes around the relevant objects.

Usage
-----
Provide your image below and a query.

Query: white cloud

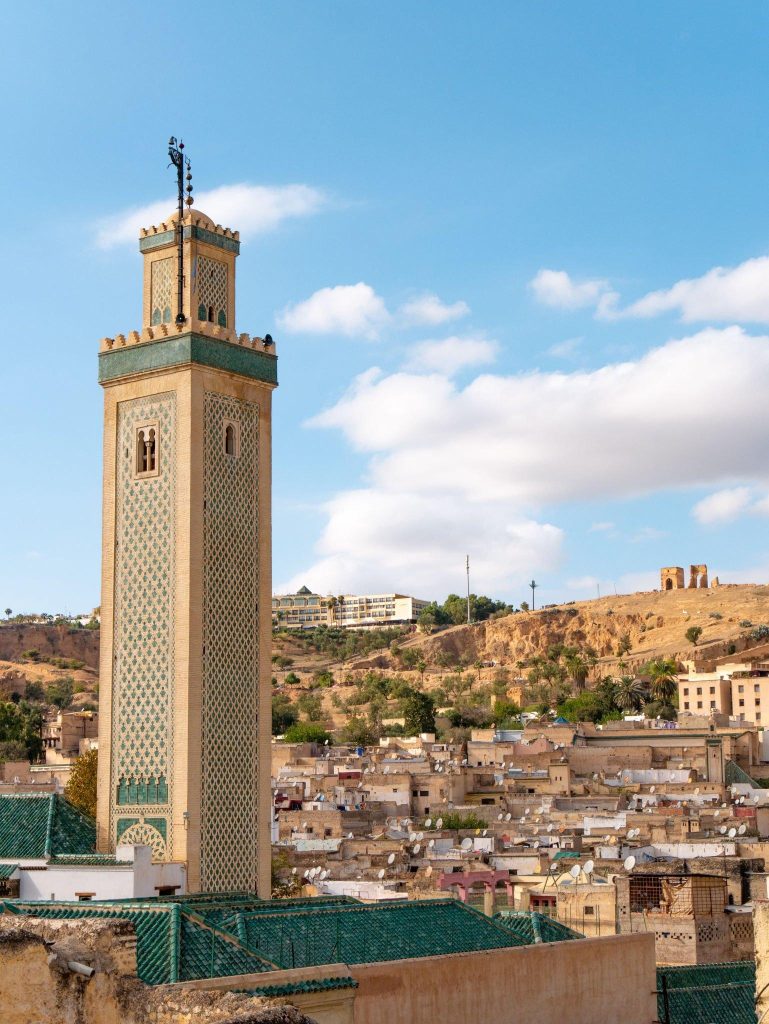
[630,526,667,543]
[96,182,328,249]
[398,293,470,326]
[403,335,498,375]
[277,283,389,340]
[278,489,564,597]
[589,521,615,533]
[607,256,769,324]
[288,325,769,596]
[530,269,616,311]
[692,487,753,525]
[547,336,583,359]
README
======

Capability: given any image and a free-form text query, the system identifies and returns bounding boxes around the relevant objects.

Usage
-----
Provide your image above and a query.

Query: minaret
[95,144,277,894]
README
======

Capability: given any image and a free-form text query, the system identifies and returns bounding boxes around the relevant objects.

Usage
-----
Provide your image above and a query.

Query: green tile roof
[0,863,19,878]
[240,976,359,998]
[552,850,581,860]
[657,962,756,1024]
[493,911,585,943]
[0,794,96,859]
[725,760,761,789]
[2,901,278,985]
[49,855,124,866]
[236,898,528,969]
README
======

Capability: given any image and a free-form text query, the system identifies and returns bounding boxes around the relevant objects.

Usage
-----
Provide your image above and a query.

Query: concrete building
[273,587,430,629]
[42,710,99,765]
[95,189,277,894]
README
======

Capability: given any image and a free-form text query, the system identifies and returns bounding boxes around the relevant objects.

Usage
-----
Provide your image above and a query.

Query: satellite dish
[425,818,432,828]
[413,843,421,854]
[320,869,328,880]
[425,865,433,877]
[720,825,727,835]
[377,868,385,879]
[738,824,747,835]
[721,802,727,809]
[650,786,656,794]
[436,818,444,829]
[694,788,700,796]
[428,838,435,848]
[417,832,424,841]
[497,813,504,821]
[505,813,512,822]
[461,837,473,851]
[302,821,308,829]
[547,824,554,833]
[533,840,540,849]
[714,810,720,818]
[728,827,737,839]
[482,829,488,837]
[584,860,594,875]
[348,832,354,839]
[387,853,396,865]
[292,867,298,875]
[303,870,310,879]
[569,864,581,879]
[623,855,636,872]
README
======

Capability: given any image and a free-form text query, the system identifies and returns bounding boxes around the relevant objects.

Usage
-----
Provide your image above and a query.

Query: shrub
[750,625,769,642]
[436,811,488,830]
[282,722,330,745]
[709,612,723,620]
[685,626,703,645]
[740,620,753,628]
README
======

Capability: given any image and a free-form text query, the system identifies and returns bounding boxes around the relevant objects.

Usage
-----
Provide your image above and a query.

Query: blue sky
[4,2,769,613]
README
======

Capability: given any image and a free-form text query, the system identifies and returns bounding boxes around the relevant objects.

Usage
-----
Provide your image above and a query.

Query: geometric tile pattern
[201,391,259,891]
[197,256,227,325]
[111,392,176,856]
[150,257,173,326]
[117,820,167,860]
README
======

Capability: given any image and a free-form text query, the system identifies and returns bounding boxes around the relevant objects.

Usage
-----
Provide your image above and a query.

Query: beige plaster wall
[350,933,657,1024]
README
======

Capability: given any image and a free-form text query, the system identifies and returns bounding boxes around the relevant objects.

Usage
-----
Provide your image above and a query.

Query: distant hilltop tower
[95,140,277,894]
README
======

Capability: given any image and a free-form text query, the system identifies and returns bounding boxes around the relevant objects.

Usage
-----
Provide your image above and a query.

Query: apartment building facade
[679,652,769,726]
[273,586,430,629]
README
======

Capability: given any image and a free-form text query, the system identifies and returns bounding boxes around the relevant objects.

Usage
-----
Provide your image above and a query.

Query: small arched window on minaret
[208,305,215,323]
[223,420,239,458]
[135,422,160,477]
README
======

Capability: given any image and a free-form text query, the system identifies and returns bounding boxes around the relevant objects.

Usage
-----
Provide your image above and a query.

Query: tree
[0,701,43,761]
[613,676,646,714]
[3,608,10,619]
[616,633,632,656]
[47,678,74,710]
[415,658,427,685]
[297,692,324,722]
[24,681,45,702]
[492,699,521,726]
[403,692,436,735]
[65,748,98,819]
[284,672,300,686]
[339,716,375,746]
[520,601,529,612]
[563,651,589,691]
[645,658,678,704]
[685,626,703,645]
[282,722,331,744]
[271,694,298,735]
[0,740,27,763]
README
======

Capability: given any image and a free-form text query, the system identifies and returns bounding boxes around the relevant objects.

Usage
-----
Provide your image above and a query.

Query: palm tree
[564,652,589,692]
[614,676,646,714]
[646,658,678,704]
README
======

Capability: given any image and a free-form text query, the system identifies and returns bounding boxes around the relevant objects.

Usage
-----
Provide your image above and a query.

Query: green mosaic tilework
[493,911,585,943]
[150,257,173,326]
[0,794,95,859]
[117,775,168,805]
[201,392,260,892]
[238,898,527,969]
[99,334,278,387]
[111,392,176,858]
[657,961,756,1024]
[196,255,227,328]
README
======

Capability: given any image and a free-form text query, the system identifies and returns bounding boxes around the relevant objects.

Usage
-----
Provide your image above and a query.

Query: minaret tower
[95,140,277,894]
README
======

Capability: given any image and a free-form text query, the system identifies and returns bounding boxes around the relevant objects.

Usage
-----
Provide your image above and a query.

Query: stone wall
[0,916,314,1024]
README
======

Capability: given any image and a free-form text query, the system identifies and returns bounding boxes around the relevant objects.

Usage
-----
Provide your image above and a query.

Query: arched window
[225,424,235,456]
[136,424,159,476]
[208,305,215,323]
[198,303,207,321]
[217,309,227,327]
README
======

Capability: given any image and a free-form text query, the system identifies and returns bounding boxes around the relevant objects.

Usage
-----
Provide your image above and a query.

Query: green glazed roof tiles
[241,976,358,998]
[725,759,761,789]
[657,962,756,1024]
[0,863,19,878]
[239,898,527,969]
[0,794,96,859]
[493,911,585,943]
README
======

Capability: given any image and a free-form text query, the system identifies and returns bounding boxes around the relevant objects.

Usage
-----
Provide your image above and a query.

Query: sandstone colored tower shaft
[96,207,277,894]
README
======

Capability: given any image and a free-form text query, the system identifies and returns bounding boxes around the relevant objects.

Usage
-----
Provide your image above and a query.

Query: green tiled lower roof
[240,976,358,998]
[2,901,278,985]
[493,911,584,944]
[725,760,761,789]
[0,795,96,859]
[0,863,19,878]
[237,898,528,969]
[657,962,756,1024]
[49,855,124,866]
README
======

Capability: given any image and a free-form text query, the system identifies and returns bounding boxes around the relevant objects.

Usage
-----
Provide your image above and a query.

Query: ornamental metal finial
[167,137,190,325]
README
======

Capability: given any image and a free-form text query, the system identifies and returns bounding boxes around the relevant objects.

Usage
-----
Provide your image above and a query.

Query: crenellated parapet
[99,320,277,355]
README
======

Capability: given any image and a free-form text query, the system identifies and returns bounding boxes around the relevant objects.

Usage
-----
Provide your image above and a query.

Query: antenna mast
[168,136,193,326]
[466,555,471,624]
[529,579,539,611]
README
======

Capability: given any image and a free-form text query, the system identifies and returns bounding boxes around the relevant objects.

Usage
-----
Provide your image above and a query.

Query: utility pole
[529,579,539,611]
[466,555,471,624]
